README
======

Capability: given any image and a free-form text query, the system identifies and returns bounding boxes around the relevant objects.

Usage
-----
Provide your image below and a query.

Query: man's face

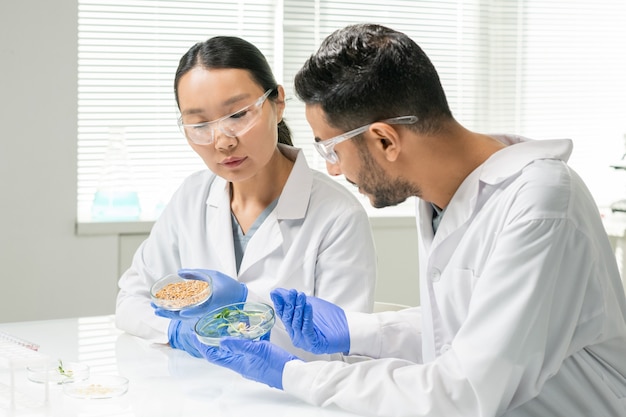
[305,104,417,208]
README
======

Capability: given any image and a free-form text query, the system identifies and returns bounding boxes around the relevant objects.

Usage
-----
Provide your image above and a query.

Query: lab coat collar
[206,175,237,276]
[274,144,313,220]
[421,136,573,252]
[479,136,573,185]
[203,145,313,276]
[238,145,313,275]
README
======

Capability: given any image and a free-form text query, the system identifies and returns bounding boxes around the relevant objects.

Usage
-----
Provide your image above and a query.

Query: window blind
[516,0,626,207]
[78,0,626,222]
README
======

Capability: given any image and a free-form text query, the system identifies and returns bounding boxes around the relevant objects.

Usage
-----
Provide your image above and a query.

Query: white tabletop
[0,315,364,417]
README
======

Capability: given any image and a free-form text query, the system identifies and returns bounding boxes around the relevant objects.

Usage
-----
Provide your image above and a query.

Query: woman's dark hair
[175,36,292,146]
[294,24,452,135]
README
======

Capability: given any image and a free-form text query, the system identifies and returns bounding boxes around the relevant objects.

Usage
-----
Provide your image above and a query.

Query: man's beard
[356,144,419,208]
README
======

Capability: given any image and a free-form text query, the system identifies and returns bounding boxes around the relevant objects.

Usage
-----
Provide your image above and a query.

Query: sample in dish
[27,361,90,385]
[195,302,275,346]
[63,375,129,399]
[150,273,212,311]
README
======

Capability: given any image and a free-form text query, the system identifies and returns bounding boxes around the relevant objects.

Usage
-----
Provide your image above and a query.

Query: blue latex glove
[193,337,299,389]
[168,319,203,358]
[153,269,248,320]
[270,288,350,354]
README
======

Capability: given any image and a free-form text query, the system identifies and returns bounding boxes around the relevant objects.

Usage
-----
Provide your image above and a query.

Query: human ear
[369,122,402,162]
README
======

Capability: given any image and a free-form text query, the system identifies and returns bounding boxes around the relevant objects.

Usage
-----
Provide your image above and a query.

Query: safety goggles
[314,115,418,164]
[178,89,274,145]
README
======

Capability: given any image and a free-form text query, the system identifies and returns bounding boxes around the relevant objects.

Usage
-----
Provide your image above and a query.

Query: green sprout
[214,307,232,320]
[57,359,74,378]
[211,307,267,335]
[213,306,260,320]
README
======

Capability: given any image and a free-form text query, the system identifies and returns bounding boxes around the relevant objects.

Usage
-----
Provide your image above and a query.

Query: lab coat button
[430,269,441,282]
[440,344,451,353]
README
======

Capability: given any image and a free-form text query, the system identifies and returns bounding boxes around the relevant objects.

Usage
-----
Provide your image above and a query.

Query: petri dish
[63,375,129,399]
[27,361,89,384]
[195,302,275,346]
[150,273,212,311]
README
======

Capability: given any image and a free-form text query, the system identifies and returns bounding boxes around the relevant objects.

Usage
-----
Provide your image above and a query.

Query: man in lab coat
[190,24,626,416]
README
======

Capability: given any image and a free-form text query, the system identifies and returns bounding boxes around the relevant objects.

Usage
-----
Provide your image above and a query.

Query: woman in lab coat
[187,25,626,417]
[115,36,377,360]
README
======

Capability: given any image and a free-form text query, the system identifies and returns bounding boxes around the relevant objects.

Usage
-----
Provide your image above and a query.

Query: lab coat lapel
[238,214,283,276]
[430,167,482,252]
[206,177,238,278]
[416,199,436,361]
[418,170,481,363]
[417,199,435,253]
[238,146,311,276]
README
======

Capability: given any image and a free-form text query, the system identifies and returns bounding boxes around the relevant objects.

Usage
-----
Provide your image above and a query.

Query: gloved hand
[193,337,299,389]
[270,288,350,354]
[168,319,203,358]
[153,269,248,320]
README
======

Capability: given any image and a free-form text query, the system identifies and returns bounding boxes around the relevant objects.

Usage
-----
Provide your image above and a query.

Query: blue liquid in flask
[91,190,141,221]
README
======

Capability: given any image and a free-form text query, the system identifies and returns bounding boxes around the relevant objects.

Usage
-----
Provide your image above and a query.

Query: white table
[0,315,363,417]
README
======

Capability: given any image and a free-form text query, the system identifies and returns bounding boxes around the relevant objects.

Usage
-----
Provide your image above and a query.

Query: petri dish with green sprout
[194,302,275,346]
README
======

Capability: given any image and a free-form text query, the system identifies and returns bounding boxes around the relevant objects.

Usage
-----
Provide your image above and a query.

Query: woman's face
[176,67,284,182]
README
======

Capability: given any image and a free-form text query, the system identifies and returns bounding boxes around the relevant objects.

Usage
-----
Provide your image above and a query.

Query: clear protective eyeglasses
[313,115,418,164]
[178,89,274,145]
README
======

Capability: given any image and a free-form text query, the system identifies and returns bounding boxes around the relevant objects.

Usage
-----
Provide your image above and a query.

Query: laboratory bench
[0,315,363,417]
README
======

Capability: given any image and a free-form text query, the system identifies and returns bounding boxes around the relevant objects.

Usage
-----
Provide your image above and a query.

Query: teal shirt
[231,198,279,273]
[432,203,445,234]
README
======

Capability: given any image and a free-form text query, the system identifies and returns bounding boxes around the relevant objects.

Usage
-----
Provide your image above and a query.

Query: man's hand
[270,288,350,354]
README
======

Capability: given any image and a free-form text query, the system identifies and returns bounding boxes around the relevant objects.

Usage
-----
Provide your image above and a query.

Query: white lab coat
[284,136,626,416]
[115,145,377,361]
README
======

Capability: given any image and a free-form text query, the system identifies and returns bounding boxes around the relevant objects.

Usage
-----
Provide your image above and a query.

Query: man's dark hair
[295,24,452,134]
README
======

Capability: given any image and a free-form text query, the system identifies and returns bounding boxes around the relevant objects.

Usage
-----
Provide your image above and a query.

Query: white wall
[0,1,119,323]
[0,1,420,323]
